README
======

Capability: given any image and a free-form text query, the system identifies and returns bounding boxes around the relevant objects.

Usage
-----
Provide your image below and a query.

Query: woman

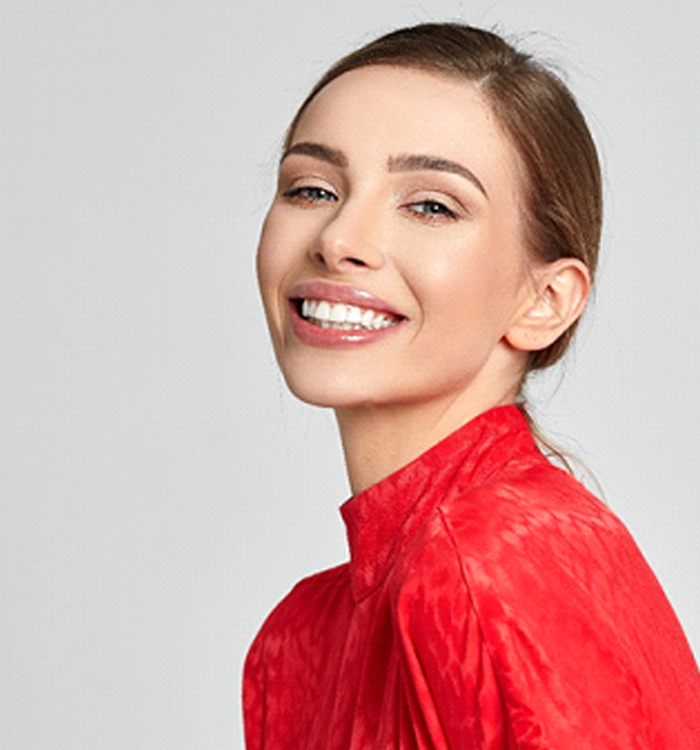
[243,22,699,748]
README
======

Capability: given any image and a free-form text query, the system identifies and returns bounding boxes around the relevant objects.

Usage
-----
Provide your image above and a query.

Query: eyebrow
[280,141,488,199]
[280,141,348,168]
[388,153,488,199]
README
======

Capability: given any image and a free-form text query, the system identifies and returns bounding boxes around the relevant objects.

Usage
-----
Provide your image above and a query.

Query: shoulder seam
[436,505,515,739]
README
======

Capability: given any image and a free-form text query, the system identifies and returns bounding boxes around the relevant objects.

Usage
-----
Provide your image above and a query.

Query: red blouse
[242,403,700,748]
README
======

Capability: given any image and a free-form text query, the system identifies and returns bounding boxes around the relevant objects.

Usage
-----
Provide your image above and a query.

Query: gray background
[2,1,698,748]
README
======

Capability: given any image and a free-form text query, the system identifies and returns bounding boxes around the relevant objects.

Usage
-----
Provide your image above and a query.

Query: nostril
[313,252,366,269]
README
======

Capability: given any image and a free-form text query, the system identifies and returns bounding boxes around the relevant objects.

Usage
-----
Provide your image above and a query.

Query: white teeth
[329,303,347,323]
[315,300,331,320]
[298,298,401,331]
[346,306,362,324]
[360,309,375,328]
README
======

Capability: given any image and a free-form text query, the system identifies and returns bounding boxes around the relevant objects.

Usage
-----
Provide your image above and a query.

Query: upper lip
[288,280,407,318]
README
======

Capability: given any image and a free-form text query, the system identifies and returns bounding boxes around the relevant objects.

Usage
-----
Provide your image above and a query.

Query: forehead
[291,65,520,193]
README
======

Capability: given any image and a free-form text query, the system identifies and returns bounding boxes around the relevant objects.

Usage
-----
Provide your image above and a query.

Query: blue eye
[282,186,338,203]
[409,200,456,219]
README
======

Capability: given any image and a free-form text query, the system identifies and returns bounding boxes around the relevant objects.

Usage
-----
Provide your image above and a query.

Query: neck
[334,385,518,496]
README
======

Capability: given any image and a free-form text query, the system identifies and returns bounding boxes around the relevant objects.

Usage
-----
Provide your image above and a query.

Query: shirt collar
[338,403,539,602]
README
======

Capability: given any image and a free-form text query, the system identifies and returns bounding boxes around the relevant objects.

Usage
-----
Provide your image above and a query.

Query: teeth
[346,306,362,324]
[361,309,375,328]
[329,303,346,323]
[298,298,401,330]
[316,300,331,320]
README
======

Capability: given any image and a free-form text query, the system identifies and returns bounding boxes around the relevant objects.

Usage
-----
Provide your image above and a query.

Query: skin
[256,65,590,494]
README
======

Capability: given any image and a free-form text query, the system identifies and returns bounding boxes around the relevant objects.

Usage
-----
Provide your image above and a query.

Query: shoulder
[395,459,630,576]
[247,562,350,648]
[389,459,654,622]
[387,461,700,745]
[442,460,636,578]
[388,458,690,666]
[269,562,349,619]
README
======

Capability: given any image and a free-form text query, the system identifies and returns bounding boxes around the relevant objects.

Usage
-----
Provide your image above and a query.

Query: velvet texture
[243,404,700,748]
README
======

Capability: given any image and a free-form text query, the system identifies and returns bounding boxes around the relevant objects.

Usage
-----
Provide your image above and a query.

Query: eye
[406,200,457,221]
[281,186,338,204]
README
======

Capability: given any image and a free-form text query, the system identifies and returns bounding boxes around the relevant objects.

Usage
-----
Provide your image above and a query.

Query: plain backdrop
[2,1,698,748]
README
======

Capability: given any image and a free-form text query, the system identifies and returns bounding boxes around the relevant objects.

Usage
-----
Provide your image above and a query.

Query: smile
[296,298,403,330]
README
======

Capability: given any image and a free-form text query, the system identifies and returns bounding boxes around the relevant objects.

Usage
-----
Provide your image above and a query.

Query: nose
[309,199,385,273]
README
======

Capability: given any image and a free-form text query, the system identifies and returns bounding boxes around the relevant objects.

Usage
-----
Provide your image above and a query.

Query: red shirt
[242,403,700,748]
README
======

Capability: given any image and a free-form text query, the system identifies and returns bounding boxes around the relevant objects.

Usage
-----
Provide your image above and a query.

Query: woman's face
[256,65,536,412]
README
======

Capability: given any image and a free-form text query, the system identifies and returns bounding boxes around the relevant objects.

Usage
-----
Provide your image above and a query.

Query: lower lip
[288,301,407,348]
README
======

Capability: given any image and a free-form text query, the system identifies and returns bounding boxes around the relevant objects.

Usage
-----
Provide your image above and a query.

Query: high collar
[338,403,540,602]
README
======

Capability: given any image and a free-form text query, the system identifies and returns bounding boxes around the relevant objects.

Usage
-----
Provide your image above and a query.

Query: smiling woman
[243,22,700,749]
[259,64,567,436]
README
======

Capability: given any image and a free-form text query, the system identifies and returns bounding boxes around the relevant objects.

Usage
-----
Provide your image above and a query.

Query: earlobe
[505,258,590,352]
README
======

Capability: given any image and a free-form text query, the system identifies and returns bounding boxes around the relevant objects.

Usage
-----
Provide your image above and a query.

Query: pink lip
[288,300,407,348]
[288,280,406,318]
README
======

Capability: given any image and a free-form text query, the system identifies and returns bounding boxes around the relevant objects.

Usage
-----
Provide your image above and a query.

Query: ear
[504,257,591,352]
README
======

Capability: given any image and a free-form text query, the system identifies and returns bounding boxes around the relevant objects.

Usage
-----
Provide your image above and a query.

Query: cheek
[255,233,272,292]
[255,211,287,300]
[256,206,317,290]
[416,244,501,320]
[411,230,523,338]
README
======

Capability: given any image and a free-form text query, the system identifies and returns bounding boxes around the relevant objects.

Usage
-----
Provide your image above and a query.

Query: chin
[280,367,390,409]
[283,377,365,409]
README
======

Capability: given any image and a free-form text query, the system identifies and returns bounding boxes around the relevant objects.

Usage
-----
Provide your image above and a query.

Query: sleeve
[393,503,700,750]
[242,628,265,750]
[392,523,510,749]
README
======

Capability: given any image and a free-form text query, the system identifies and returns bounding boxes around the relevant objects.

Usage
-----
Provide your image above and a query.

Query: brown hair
[283,23,603,477]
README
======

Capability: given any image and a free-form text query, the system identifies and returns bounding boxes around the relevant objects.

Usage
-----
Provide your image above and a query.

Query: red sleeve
[392,521,511,749]
[393,493,700,749]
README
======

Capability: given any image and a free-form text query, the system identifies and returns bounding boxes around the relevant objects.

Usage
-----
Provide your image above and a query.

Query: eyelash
[405,200,457,222]
[281,186,338,203]
[281,185,460,223]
